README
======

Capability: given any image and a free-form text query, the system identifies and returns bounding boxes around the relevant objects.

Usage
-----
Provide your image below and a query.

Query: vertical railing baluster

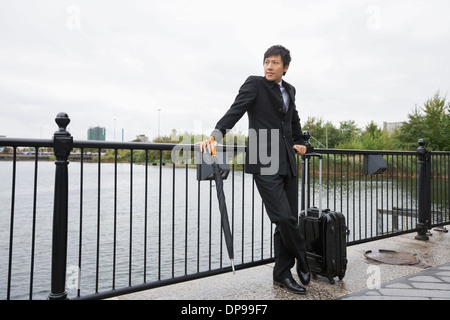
[351,154,355,242]
[7,147,17,300]
[112,149,117,289]
[446,155,449,222]
[241,152,245,264]
[380,161,384,234]
[396,155,400,230]
[400,155,404,230]
[171,161,175,277]
[48,112,73,300]
[432,155,437,225]
[185,153,189,275]
[251,176,255,262]
[77,148,84,298]
[197,179,201,273]
[208,180,212,270]
[231,157,236,261]
[95,148,101,293]
[333,154,336,211]
[144,149,148,282]
[158,150,162,280]
[129,149,133,285]
[436,155,440,225]
[406,155,410,229]
[444,155,450,221]
[29,148,39,299]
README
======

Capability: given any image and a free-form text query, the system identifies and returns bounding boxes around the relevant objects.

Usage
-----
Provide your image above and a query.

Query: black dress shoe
[273,277,306,295]
[296,260,311,285]
[298,269,311,286]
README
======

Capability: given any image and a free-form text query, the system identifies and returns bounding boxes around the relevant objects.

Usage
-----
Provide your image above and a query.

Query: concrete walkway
[340,261,450,300]
[112,225,450,301]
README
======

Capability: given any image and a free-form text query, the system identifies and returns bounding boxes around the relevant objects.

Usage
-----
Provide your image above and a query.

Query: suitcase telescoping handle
[302,152,323,217]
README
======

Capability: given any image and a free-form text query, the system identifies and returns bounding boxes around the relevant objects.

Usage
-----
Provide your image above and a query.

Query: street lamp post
[157,109,162,138]
[113,118,116,141]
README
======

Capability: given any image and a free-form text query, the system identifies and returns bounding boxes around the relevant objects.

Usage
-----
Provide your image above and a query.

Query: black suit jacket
[211,76,305,176]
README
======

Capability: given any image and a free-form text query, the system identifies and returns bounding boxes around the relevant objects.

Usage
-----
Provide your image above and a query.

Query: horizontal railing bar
[0,138,54,148]
[1,137,446,157]
[72,258,275,300]
[347,228,422,246]
[315,148,417,156]
[72,141,247,152]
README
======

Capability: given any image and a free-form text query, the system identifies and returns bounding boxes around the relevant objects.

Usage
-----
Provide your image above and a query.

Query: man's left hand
[294,145,307,156]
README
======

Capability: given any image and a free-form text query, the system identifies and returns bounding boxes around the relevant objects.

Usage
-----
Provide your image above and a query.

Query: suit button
[278,108,282,112]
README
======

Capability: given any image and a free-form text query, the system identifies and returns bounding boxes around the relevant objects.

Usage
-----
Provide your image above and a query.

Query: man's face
[264,55,289,83]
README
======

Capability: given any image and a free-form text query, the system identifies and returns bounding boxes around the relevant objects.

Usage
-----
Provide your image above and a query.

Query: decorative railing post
[48,113,73,300]
[415,138,431,241]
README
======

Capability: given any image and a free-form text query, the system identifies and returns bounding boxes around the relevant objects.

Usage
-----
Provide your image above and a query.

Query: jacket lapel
[283,81,295,107]
[263,77,285,115]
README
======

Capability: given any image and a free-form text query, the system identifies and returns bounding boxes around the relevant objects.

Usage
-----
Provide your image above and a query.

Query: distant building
[383,121,403,132]
[135,134,149,142]
[0,135,5,152]
[87,126,106,141]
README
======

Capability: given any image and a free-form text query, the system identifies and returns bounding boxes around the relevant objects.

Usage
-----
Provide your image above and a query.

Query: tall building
[87,126,106,141]
[383,121,403,132]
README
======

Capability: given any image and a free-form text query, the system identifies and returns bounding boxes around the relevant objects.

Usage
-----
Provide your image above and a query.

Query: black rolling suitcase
[298,153,348,284]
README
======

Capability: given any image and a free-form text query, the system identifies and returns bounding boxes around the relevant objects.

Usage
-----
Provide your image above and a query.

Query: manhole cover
[364,249,420,265]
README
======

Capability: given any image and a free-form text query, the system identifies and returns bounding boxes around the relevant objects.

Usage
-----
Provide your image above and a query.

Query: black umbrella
[209,136,235,274]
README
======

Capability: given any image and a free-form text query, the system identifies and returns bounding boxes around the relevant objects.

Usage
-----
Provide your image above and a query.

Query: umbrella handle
[209,136,216,157]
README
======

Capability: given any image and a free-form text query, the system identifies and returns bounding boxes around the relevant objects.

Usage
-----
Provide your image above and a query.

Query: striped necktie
[279,83,289,113]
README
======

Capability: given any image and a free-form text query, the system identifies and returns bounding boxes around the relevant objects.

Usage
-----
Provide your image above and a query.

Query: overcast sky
[0,0,449,141]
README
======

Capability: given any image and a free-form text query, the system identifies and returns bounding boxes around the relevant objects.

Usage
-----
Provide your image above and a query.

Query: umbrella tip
[231,259,235,275]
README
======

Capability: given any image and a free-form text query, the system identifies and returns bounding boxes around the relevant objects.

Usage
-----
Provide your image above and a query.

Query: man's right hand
[196,138,218,154]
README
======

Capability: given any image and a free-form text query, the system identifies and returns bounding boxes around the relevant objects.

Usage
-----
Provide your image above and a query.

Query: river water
[0,160,271,299]
[1,158,436,300]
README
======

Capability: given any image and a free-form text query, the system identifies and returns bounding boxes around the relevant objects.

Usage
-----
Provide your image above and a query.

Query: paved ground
[111,225,450,301]
[340,261,450,300]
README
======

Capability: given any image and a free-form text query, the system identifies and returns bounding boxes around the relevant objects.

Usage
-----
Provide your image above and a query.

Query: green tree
[302,117,341,148]
[339,120,361,142]
[303,117,327,148]
[396,92,449,151]
[360,121,385,150]
[395,107,426,150]
[422,92,449,150]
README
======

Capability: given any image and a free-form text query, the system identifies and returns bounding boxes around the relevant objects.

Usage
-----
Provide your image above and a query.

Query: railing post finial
[55,112,71,135]
[302,131,314,154]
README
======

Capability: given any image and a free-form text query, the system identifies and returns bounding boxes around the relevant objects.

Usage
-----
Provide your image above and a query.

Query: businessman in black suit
[200,45,310,294]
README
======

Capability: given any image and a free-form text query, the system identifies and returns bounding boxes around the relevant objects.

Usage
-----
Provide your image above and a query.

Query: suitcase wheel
[328,277,335,285]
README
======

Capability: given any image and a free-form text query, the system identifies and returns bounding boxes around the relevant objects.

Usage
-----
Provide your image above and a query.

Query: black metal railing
[0,113,448,300]
[306,144,449,243]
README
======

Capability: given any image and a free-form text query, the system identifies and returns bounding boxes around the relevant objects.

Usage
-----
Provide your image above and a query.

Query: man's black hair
[263,45,291,71]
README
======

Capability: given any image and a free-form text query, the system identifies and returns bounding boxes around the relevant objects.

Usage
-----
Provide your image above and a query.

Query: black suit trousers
[253,171,308,281]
